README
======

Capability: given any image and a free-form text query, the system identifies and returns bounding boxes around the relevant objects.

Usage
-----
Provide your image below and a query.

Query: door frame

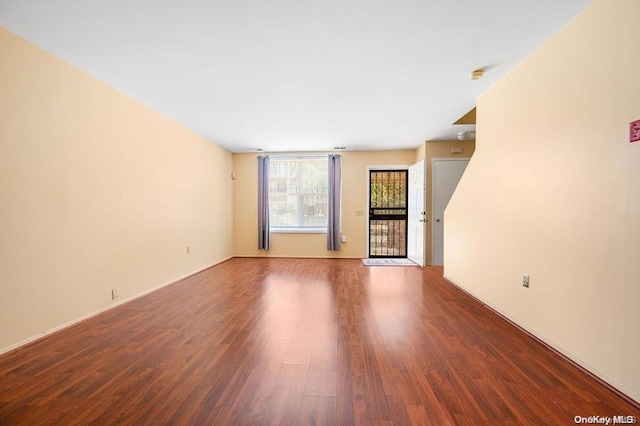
[431,158,471,266]
[366,165,410,258]
[407,160,426,266]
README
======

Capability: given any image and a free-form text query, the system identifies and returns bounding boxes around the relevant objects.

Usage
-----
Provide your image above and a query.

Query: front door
[369,169,408,258]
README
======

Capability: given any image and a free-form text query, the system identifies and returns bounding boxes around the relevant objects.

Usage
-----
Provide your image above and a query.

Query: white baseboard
[0,257,232,356]
[443,273,639,405]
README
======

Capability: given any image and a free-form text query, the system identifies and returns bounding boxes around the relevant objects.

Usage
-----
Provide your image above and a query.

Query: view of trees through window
[269,158,328,229]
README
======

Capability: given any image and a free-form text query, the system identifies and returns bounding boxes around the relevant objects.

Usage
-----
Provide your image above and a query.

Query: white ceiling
[0,0,591,153]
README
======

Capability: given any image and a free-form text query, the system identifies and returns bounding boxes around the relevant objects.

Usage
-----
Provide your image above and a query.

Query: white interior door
[407,161,425,266]
[432,159,469,266]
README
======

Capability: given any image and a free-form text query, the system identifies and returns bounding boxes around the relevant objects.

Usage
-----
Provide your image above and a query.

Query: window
[269,157,328,232]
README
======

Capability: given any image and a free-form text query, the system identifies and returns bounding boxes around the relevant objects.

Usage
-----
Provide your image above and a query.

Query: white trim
[269,156,334,230]
[0,257,233,356]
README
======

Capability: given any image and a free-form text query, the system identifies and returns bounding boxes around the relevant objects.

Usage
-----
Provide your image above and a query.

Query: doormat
[361,258,417,266]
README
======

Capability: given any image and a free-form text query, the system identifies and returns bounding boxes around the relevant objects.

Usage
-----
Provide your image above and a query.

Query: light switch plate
[631,119,640,143]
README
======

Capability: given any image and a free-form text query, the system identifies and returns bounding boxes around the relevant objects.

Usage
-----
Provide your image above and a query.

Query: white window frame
[269,155,329,234]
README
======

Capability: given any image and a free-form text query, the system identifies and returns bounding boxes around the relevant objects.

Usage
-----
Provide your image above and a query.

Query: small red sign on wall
[631,120,640,143]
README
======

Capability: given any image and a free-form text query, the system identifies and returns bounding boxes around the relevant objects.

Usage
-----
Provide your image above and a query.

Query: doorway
[432,158,469,265]
[368,169,408,258]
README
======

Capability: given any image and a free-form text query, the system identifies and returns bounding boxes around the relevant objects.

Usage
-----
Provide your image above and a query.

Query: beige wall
[0,28,234,352]
[424,140,475,265]
[233,150,415,258]
[445,0,640,402]
[415,142,426,162]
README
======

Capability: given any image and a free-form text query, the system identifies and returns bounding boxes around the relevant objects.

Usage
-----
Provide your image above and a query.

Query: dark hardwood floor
[0,258,638,425]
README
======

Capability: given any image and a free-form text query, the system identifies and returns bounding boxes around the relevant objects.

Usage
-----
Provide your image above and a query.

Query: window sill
[270,227,327,234]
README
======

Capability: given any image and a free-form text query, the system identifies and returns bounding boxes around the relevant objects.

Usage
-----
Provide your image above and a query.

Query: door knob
[435,218,440,222]
[419,219,426,222]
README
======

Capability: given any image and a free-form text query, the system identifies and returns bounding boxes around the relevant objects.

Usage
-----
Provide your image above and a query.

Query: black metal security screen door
[369,169,408,258]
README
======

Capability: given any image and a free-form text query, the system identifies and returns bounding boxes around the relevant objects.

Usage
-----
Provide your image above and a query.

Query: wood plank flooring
[0,258,638,425]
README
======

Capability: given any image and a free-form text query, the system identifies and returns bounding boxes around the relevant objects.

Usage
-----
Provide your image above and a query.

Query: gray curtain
[327,154,342,250]
[258,155,270,250]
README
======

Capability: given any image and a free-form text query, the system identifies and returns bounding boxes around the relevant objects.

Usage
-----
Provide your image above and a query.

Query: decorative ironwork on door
[369,170,408,258]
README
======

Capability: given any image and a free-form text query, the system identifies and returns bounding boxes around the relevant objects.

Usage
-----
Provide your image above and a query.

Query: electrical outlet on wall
[522,274,530,288]
[111,288,119,300]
